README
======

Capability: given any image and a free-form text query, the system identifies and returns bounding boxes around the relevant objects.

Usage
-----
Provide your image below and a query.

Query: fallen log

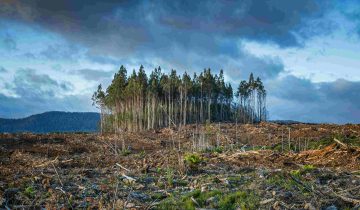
[333,138,348,149]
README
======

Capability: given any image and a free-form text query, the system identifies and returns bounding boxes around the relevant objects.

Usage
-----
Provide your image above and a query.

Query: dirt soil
[0,123,359,209]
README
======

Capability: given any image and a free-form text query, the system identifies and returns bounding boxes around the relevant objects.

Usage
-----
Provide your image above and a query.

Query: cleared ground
[0,123,359,209]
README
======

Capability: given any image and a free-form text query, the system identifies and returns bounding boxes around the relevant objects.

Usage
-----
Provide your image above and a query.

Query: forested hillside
[0,111,100,133]
[92,65,267,133]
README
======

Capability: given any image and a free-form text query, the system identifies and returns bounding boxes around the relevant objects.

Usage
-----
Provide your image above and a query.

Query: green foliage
[307,137,333,149]
[307,134,360,150]
[302,164,316,173]
[266,172,312,194]
[156,196,178,210]
[218,191,259,210]
[290,165,316,178]
[156,189,259,210]
[166,168,174,187]
[290,170,301,178]
[184,153,202,165]
[121,148,131,156]
[184,153,203,170]
[214,146,224,153]
[204,146,224,153]
[138,150,146,158]
[24,186,36,198]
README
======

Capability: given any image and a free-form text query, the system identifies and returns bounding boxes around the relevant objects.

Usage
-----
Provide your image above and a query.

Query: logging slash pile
[0,122,359,209]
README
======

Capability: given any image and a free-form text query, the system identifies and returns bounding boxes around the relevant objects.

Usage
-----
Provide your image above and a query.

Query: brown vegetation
[0,122,359,209]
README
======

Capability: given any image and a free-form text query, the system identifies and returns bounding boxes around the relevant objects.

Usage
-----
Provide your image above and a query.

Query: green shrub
[24,186,36,198]
[184,153,203,170]
[302,164,316,173]
[121,148,131,156]
[166,168,174,187]
[214,146,224,153]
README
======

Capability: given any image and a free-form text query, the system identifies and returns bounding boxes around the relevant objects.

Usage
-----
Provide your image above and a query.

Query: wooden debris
[260,198,275,205]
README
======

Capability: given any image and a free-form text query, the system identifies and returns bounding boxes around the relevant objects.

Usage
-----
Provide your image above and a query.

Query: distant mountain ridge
[0,111,100,133]
[269,120,317,125]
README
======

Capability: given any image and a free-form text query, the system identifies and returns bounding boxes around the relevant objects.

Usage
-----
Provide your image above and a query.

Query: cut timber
[116,163,131,172]
[122,173,136,183]
[333,138,349,149]
[332,191,360,205]
[260,198,275,205]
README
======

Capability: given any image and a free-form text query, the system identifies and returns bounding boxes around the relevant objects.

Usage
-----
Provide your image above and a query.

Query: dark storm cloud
[0,0,334,56]
[0,0,335,81]
[268,76,360,123]
[320,79,360,108]
[153,0,332,47]
[268,75,320,102]
[0,0,148,56]
[8,68,73,99]
[227,54,284,81]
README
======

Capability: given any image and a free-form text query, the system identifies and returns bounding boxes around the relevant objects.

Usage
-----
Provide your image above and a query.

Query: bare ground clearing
[0,123,359,209]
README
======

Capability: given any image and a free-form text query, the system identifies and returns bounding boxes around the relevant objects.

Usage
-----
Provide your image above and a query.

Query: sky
[0,0,359,124]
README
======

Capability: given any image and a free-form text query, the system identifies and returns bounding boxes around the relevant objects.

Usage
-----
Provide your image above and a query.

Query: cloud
[2,33,17,51]
[340,1,360,37]
[0,0,358,124]
[153,0,334,47]
[268,75,320,102]
[0,66,7,73]
[226,53,285,82]
[0,0,336,57]
[86,54,122,65]
[268,76,360,123]
[22,52,36,59]
[0,68,94,118]
[6,68,73,100]
[40,44,81,61]
[0,92,95,118]
[73,68,114,81]
[0,0,337,79]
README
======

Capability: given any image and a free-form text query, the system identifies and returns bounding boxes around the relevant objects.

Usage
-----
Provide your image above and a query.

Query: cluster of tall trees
[236,73,267,123]
[92,65,267,133]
